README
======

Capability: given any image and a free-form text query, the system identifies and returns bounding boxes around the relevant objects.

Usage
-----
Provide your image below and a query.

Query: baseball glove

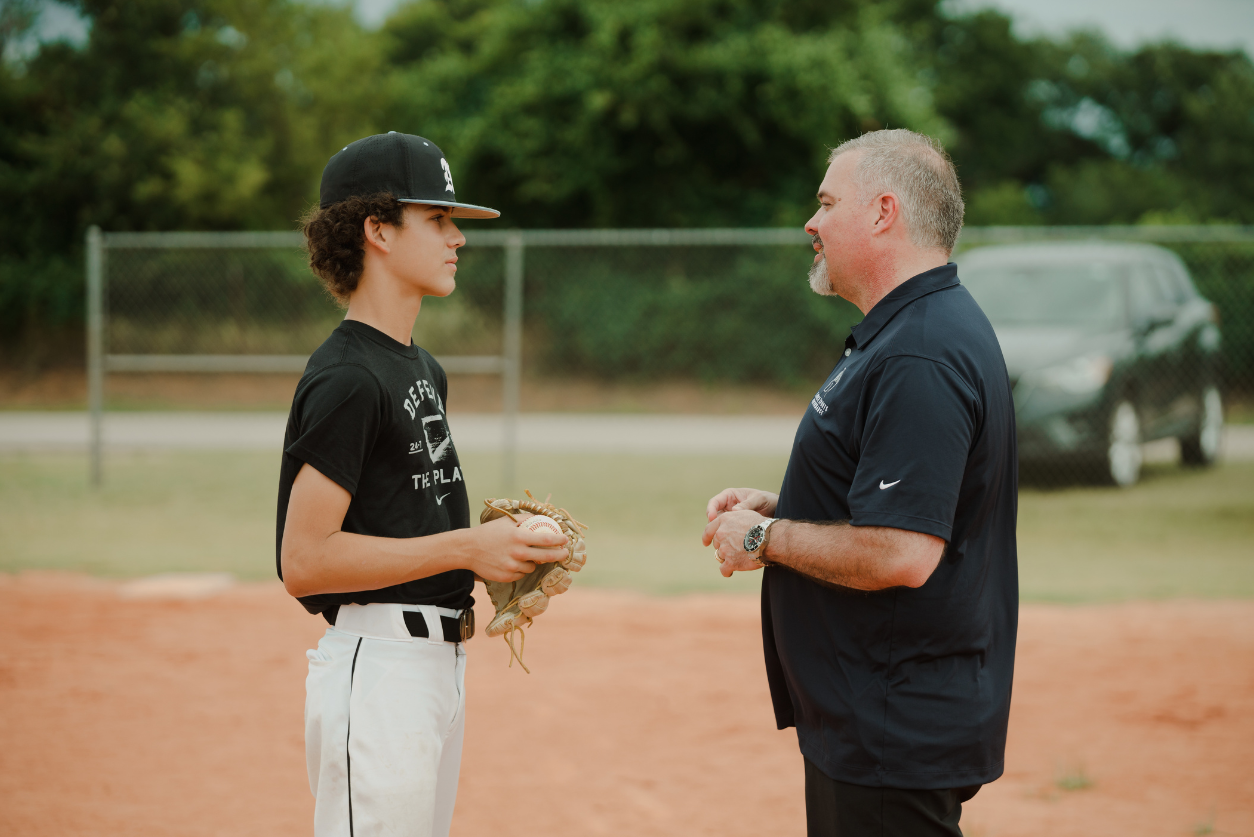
[479,491,588,672]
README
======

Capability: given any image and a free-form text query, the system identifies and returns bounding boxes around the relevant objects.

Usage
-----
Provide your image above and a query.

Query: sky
[3,1,89,62]
[950,0,1254,57]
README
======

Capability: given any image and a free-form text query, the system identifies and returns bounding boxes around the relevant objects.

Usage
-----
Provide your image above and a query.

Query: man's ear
[363,215,391,254]
[870,193,901,237]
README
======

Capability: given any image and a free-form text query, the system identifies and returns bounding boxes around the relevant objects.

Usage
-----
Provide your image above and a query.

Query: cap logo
[440,158,455,193]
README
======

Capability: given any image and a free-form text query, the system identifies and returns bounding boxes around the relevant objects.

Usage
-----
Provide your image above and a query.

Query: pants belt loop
[415,604,444,646]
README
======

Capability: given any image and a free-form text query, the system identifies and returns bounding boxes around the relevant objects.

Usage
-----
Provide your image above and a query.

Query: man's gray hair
[829,129,964,254]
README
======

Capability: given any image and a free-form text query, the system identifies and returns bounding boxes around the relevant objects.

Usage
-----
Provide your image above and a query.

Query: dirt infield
[1,573,1251,837]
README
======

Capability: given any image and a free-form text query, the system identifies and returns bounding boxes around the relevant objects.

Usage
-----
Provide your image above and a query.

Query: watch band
[746,518,777,566]
[758,517,777,563]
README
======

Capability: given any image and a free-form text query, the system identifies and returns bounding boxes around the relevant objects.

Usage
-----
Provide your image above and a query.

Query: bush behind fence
[524,245,861,385]
[1167,241,1254,393]
[83,228,1254,398]
[5,232,1226,387]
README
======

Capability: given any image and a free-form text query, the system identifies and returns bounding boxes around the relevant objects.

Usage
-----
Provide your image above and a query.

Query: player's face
[389,204,466,298]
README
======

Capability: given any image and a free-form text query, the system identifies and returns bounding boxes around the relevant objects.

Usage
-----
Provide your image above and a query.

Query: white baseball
[522,515,564,539]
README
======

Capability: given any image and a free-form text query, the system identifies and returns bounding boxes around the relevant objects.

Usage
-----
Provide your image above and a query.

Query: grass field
[2,451,1252,601]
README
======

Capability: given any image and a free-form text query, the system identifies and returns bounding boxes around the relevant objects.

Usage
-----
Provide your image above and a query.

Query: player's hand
[705,487,778,522]
[468,515,568,583]
[702,510,769,577]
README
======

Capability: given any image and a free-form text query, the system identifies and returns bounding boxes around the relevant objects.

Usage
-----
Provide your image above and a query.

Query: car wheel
[1105,400,1143,487]
[1180,385,1223,467]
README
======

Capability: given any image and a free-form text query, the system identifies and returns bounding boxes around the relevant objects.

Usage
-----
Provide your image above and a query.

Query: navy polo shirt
[764,263,1018,790]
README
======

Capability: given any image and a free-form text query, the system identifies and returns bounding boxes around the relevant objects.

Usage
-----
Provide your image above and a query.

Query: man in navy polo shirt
[703,129,1017,836]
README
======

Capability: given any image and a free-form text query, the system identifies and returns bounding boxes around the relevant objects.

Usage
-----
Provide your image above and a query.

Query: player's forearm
[764,520,943,590]
[281,528,472,598]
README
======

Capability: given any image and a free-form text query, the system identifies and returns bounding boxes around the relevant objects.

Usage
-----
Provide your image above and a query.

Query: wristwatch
[743,518,778,565]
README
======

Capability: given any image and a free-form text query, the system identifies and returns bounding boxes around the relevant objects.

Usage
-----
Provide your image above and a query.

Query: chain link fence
[88,226,1253,487]
[85,228,523,486]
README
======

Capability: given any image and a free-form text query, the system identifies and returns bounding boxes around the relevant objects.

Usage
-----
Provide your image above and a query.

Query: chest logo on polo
[811,367,846,416]
[822,368,845,393]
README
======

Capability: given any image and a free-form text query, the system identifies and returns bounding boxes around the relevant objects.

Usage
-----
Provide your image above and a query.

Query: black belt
[402,609,475,643]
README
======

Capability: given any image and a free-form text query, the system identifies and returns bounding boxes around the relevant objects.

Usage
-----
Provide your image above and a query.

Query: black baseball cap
[318,132,500,219]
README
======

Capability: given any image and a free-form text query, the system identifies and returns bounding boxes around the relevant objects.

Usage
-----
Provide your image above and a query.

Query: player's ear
[363,215,391,254]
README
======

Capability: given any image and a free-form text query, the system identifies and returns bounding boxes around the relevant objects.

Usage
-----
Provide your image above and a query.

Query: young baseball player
[276,132,567,837]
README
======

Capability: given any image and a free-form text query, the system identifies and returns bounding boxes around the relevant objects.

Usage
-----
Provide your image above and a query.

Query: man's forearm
[763,520,943,591]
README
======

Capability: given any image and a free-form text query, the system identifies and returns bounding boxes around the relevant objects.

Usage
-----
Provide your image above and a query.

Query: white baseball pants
[305,603,467,837]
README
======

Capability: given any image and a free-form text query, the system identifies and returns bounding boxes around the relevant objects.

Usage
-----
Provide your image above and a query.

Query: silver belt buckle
[458,608,475,642]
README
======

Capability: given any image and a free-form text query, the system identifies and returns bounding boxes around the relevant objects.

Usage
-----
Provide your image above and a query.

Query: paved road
[2,411,1252,461]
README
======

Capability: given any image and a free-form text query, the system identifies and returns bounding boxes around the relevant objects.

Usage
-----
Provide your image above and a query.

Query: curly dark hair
[301,193,406,305]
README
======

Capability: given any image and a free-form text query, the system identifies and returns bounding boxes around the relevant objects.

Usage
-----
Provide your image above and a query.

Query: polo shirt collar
[847,263,959,350]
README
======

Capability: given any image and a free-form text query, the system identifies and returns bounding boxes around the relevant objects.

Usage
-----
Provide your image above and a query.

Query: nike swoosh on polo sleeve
[848,356,978,541]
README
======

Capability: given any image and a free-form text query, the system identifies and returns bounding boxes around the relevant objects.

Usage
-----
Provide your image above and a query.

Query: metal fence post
[502,231,524,490]
[86,225,104,487]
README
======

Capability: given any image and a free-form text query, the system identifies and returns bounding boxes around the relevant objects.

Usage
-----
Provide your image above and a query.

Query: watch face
[743,524,766,553]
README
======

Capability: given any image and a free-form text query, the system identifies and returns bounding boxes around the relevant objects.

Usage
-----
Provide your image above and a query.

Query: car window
[959,262,1125,328]
[1150,262,1189,305]
[1157,259,1197,302]
[1128,266,1174,324]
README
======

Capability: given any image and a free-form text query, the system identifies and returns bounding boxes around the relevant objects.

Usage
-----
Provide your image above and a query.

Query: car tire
[1180,385,1223,467]
[1105,400,1143,487]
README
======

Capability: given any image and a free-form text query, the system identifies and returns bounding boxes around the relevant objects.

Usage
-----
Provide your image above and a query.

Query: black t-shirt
[275,319,473,623]
[765,264,1018,790]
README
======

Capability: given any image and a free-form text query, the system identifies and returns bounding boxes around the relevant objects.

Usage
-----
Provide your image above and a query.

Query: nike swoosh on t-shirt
[879,479,902,489]
[436,493,450,505]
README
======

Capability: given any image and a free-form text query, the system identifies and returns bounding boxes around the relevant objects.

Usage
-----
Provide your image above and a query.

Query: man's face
[804,151,868,298]
[385,204,465,298]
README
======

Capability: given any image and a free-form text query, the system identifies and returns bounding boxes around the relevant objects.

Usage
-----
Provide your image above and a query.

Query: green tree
[0,0,385,350]
[380,0,950,228]
[923,14,1254,225]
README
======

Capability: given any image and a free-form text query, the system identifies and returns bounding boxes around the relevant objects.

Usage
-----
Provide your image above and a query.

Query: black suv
[957,242,1224,486]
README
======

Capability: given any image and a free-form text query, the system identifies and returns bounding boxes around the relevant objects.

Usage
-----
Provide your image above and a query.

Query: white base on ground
[117,572,235,600]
